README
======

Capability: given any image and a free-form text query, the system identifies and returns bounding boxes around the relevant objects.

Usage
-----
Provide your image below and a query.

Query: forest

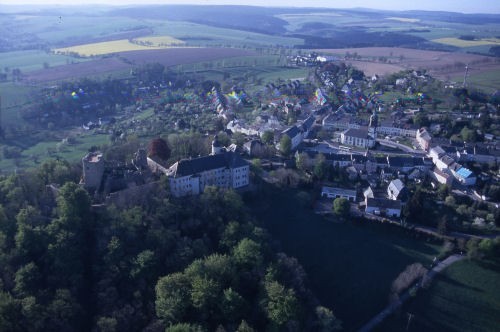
[0,159,339,331]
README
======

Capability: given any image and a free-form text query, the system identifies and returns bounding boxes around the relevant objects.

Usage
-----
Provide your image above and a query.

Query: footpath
[358,254,465,332]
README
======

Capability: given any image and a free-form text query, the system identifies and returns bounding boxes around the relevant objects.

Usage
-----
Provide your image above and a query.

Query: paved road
[358,254,465,332]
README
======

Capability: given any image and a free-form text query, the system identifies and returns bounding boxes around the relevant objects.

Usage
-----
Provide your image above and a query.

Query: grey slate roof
[389,179,405,191]
[366,198,402,210]
[301,115,315,131]
[343,127,370,139]
[284,126,301,139]
[169,152,247,177]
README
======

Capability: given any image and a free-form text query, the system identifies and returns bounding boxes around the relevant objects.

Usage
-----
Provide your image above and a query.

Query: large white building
[165,151,249,197]
[340,110,377,149]
[340,127,376,148]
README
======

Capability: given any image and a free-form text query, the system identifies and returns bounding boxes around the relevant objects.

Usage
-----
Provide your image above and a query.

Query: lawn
[432,37,500,48]
[0,50,88,73]
[377,259,500,331]
[250,185,440,330]
[0,132,110,173]
[453,69,500,92]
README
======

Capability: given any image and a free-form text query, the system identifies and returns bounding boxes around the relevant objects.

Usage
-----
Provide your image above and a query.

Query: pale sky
[0,0,499,14]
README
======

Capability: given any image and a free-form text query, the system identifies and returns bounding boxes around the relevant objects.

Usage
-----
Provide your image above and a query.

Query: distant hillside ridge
[109,5,292,35]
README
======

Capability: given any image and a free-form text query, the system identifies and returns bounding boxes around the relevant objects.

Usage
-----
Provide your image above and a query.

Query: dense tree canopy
[0,164,333,331]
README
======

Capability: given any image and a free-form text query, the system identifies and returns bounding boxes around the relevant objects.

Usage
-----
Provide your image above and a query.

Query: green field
[251,186,440,330]
[377,259,500,331]
[0,50,88,73]
[152,19,304,47]
[34,16,148,43]
[0,132,110,172]
[454,69,500,93]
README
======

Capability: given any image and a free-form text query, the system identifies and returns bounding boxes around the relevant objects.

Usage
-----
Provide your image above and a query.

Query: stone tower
[82,152,104,191]
[211,135,224,155]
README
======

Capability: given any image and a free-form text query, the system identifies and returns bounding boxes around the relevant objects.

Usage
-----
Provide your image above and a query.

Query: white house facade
[165,152,249,197]
[340,127,375,148]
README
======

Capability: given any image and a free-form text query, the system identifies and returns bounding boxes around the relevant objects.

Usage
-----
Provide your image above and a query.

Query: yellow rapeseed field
[53,36,185,57]
[432,37,500,48]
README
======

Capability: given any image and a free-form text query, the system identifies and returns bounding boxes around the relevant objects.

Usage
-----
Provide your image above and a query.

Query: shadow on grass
[249,184,440,330]
[435,274,483,293]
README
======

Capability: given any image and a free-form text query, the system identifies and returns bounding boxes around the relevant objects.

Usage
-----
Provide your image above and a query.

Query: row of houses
[279,115,316,150]
[322,180,406,218]
[297,150,433,175]
[322,114,419,139]
[428,145,477,186]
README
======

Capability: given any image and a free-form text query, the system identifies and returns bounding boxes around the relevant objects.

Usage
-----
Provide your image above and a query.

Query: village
[75,55,499,236]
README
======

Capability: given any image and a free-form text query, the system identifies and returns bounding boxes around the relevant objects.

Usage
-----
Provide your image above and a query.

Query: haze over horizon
[0,0,499,14]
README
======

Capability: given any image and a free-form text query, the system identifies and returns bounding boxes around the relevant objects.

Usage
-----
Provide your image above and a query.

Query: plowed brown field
[24,48,256,83]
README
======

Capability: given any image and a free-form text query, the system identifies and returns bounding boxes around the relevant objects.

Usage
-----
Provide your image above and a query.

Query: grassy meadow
[432,37,500,48]
[0,50,89,73]
[453,68,500,93]
[377,259,500,331]
[251,186,440,330]
[152,20,304,47]
[0,132,110,173]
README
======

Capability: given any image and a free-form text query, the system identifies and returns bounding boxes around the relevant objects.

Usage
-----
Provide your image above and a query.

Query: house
[387,179,407,201]
[321,186,357,202]
[346,166,359,180]
[351,155,368,171]
[430,167,453,186]
[475,146,500,163]
[408,168,424,181]
[340,127,375,148]
[428,146,446,164]
[363,186,374,199]
[451,166,476,186]
[416,128,432,151]
[280,116,315,151]
[300,115,316,138]
[435,155,456,171]
[365,197,402,218]
[165,151,249,197]
[243,140,266,157]
[330,154,352,167]
[322,113,360,131]
[387,156,432,173]
[281,126,303,150]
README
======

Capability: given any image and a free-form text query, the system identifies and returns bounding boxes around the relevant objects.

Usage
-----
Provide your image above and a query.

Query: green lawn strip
[377,259,500,331]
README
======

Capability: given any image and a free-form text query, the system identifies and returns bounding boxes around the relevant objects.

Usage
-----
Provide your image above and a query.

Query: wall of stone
[105,181,161,208]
